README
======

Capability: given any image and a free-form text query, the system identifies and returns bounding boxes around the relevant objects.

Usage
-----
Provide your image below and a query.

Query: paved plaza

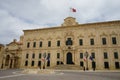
[0,69,120,80]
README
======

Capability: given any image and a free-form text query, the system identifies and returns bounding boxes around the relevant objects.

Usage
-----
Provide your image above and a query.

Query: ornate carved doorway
[66,52,73,64]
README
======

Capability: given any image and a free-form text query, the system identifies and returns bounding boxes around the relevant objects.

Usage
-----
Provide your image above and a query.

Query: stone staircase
[48,65,83,70]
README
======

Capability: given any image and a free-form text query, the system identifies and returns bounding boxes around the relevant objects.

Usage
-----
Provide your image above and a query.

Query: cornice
[23,20,120,32]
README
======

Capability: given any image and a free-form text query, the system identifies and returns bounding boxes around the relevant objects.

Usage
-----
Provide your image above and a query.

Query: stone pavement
[54,69,120,72]
[0,69,120,80]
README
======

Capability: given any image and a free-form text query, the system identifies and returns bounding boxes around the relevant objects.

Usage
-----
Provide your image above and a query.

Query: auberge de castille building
[0,17,120,70]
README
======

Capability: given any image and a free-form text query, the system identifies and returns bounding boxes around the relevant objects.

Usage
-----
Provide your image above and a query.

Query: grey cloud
[0,0,120,44]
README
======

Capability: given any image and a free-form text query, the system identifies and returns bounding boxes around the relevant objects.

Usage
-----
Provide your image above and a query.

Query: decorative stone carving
[56,36,61,40]
[47,37,52,40]
[64,31,74,39]
[39,37,44,40]
[110,31,118,36]
[78,34,84,38]
[100,32,108,37]
[61,17,78,26]
[88,33,95,37]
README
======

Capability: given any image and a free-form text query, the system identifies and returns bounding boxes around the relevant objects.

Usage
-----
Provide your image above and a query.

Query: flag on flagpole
[46,56,50,61]
[83,57,87,61]
[43,52,46,58]
[42,52,46,62]
[70,8,76,12]
[41,58,45,62]
[89,56,93,61]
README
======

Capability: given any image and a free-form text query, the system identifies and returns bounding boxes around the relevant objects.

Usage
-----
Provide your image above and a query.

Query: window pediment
[39,37,44,40]
[78,34,84,38]
[56,36,61,40]
[100,32,108,37]
[110,31,118,36]
[88,33,95,38]
[47,37,52,40]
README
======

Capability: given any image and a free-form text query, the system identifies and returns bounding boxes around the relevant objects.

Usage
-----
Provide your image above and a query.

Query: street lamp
[84,51,89,70]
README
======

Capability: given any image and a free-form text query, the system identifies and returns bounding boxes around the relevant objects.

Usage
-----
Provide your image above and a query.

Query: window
[48,53,50,58]
[33,42,36,48]
[66,38,73,46]
[26,53,29,59]
[80,53,83,59]
[91,52,95,59]
[48,53,50,57]
[47,60,50,67]
[47,53,50,61]
[114,52,118,59]
[90,38,94,45]
[104,62,109,69]
[102,38,107,45]
[39,53,41,59]
[112,37,117,44]
[43,53,46,58]
[27,42,30,48]
[32,53,35,59]
[31,61,34,66]
[48,41,51,47]
[115,62,120,69]
[38,61,41,66]
[57,40,60,47]
[104,52,108,59]
[25,60,28,66]
[39,41,42,47]
[80,61,84,67]
[57,53,60,59]
[79,39,83,46]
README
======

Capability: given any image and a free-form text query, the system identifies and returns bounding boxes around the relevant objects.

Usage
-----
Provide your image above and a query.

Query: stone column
[8,59,11,68]
[2,58,6,68]
[64,51,66,65]
[12,58,15,68]
[73,50,75,64]
[63,50,65,65]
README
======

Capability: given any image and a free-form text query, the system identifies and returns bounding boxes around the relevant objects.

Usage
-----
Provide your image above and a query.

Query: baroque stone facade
[0,44,4,69]
[1,17,120,70]
[1,39,22,69]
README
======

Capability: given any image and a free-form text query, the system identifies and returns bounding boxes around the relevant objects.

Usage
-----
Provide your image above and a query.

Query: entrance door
[66,52,73,64]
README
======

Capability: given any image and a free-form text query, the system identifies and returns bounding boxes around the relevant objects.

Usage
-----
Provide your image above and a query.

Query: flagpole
[67,0,76,18]
[69,7,71,17]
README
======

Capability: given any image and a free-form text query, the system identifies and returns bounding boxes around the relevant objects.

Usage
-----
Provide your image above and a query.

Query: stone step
[48,65,83,70]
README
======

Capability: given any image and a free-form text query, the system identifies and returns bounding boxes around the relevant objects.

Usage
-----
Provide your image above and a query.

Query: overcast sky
[0,0,120,44]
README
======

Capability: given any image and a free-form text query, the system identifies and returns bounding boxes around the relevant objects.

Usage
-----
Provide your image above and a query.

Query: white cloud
[0,0,120,44]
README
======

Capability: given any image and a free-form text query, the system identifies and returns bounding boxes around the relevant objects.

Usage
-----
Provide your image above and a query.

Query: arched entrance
[5,55,10,66]
[5,54,16,69]
[66,52,73,64]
